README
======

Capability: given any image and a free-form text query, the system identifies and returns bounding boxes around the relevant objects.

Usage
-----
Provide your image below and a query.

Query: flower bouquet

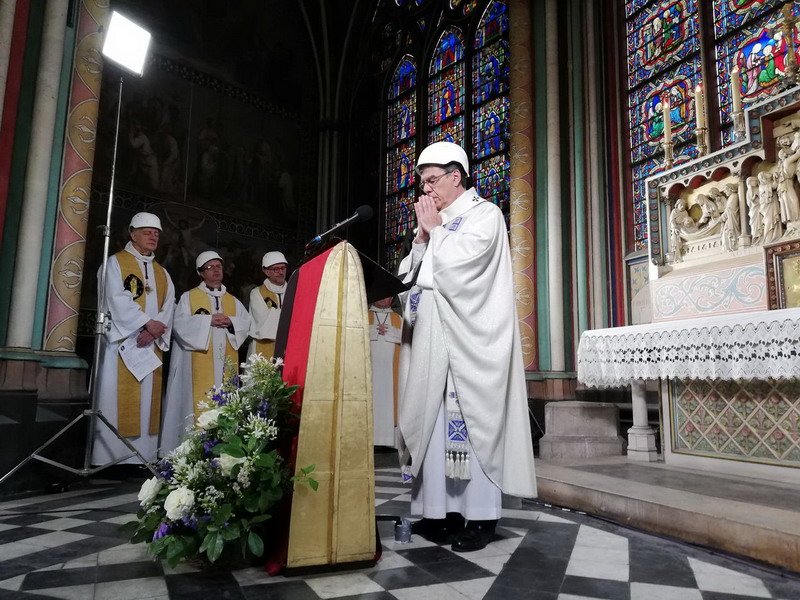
[122,354,317,567]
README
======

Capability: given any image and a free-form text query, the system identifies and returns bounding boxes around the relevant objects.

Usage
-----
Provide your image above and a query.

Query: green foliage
[125,355,315,567]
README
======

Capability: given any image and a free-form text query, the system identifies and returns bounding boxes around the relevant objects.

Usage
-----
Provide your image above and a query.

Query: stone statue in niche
[668,198,697,262]
[719,183,741,252]
[758,170,783,244]
[746,176,762,243]
[776,131,800,232]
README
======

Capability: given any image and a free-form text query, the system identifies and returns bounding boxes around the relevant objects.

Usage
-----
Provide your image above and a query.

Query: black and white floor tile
[0,465,798,599]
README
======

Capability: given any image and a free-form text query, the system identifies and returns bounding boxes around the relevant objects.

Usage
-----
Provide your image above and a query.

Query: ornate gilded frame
[765,238,800,309]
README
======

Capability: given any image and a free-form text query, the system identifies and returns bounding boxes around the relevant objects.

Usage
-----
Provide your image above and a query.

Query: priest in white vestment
[92,212,175,467]
[248,251,288,358]
[369,297,402,448]
[161,251,251,453]
[397,141,537,552]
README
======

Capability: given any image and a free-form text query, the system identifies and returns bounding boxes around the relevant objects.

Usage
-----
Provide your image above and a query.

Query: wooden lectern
[275,241,405,572]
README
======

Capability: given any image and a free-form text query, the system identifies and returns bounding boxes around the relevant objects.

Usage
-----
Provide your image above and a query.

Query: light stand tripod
[0,12,158,486]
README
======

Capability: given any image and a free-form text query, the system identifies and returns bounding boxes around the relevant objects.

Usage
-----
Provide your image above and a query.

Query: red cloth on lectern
[264,247,333,576]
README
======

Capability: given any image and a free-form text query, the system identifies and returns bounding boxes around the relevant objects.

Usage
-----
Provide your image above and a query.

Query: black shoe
[411,513,465,544]
[451,519,497,552]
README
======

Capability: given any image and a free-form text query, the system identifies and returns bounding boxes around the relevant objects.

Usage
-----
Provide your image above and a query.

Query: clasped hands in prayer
[414,195,442,244]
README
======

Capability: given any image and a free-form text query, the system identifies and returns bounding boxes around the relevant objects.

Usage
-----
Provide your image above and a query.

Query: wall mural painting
[93,66,304,231]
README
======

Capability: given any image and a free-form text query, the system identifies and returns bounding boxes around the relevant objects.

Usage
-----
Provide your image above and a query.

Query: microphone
[305,205,373,249]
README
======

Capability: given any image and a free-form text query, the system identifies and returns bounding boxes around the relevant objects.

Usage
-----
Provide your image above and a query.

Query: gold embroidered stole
[188,287,238,418]
[254,284,280,358]
[115,250,167,437]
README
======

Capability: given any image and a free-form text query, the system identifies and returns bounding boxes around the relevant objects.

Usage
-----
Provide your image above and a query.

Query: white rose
[137,476,163,507]
[164,487,195,521]
[174,439,194,457]
[218,453,247,477]
[197,408,221,430]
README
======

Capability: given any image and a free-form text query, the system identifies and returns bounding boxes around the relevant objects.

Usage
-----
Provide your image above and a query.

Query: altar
[577,82,800,485]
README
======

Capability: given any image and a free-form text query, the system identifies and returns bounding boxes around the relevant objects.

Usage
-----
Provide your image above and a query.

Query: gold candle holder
[732,110,746,141]
[695,126,708,156]
[662,139,674,169]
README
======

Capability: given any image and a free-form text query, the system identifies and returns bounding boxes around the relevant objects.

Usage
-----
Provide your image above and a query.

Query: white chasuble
[368,306,402,447]
[161,283,250,454]
[92,242,175,466]
[397,188,537,499]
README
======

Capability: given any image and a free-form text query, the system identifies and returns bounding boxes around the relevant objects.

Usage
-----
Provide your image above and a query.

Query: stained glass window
[713,0,800,143]
[385,56,418,268]
[382,1,511,269]
[625,0,701,252]
[471,0,510,212]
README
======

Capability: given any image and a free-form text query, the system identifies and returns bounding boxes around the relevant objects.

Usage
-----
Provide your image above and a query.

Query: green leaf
[249,514,272,525]
[130,527,152,544]
[215,504,232,525]
[221,523,240,540]
[301,464,316,475]
[247,531,264,557]
[199,531,216,553]
[308,477,319,491]
[207,532,225,563]
[118,520,140,536]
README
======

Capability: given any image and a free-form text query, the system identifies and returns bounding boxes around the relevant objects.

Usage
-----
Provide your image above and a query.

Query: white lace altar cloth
[577,307,800,389]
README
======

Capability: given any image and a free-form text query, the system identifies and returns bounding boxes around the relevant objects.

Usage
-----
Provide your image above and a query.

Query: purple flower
[231,375,241,388]
[152,522,170,541]
[181,515,198,530]
[210,458,220,470]
[257,400,270,418]
[157,459,174,480]
[211,389,228,405]
[203,438,220,455]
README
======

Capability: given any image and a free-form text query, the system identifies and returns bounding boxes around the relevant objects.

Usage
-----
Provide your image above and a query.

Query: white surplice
[160,283,250,454]
[92,242,175,466]
[369,306,402,447]
[397,188,537,503]
[247,279,286,356]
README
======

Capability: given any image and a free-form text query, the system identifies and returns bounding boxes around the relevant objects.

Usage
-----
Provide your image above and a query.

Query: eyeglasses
[200,263,223,271]
[265,265,287,272]
[418,170,454,190]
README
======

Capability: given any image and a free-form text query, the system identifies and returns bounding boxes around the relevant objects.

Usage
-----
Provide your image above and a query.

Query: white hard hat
[129,212,162,231]
[262,251,288,268]
[415,141,469,175]
[196,250,223,271]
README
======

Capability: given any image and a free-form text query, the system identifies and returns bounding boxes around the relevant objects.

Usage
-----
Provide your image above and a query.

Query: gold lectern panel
[286,243,376,568]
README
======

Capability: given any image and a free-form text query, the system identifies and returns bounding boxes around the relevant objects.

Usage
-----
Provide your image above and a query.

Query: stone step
[535,456,800,573]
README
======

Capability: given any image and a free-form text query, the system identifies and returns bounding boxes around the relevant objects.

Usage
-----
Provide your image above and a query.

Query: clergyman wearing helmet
[396,141,537,552]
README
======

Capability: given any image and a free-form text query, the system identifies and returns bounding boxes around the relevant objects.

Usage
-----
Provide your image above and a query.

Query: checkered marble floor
[0,465,798,600]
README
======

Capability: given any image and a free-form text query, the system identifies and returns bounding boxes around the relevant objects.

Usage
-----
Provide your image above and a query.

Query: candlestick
[662,95,672,145]
[730,66,742,114]
[695,83,706,130]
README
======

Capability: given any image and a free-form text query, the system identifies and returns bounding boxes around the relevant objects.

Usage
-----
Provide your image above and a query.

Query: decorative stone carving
[758,170,783,243]
[718,182,741,251]
[776,130,800,234]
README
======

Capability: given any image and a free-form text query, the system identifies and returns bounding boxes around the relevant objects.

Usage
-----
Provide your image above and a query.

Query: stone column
[6,0,68,348]
[627,379,658,461]
[545,0,565,371]
[509,0,537,369]
[737,171,751,248]
[0,0,18,124]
